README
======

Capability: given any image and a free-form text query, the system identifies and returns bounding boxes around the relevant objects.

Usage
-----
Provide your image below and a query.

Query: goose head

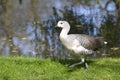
[56,21,70,29]
[56,21,71,36]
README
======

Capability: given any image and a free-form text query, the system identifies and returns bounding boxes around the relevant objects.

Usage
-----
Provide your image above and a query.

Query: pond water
[0,0,119,58]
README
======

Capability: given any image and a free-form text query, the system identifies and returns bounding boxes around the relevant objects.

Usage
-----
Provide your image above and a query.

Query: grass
[0,56,120,80]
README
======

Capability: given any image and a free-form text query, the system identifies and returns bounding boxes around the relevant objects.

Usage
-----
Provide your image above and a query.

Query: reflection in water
[0,0,119,58]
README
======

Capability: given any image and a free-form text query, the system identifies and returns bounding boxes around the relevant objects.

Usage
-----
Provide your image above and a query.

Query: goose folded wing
[74,34,97,50]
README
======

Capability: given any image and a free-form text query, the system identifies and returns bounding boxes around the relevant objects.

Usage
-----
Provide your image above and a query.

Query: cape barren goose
[56,21,107,70]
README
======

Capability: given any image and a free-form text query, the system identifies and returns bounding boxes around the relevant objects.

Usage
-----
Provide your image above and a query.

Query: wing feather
[70,34,97,50]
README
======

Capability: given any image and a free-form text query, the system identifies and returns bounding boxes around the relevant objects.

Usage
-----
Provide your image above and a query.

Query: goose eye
[60,22,63,24]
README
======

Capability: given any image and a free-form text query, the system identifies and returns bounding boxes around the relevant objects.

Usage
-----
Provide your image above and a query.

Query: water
[0,0,119,58]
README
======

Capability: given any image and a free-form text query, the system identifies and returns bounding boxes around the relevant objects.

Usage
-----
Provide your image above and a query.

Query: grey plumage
[56,21,106,70]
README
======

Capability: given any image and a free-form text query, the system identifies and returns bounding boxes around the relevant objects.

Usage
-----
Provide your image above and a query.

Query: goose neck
[60,27,70,37]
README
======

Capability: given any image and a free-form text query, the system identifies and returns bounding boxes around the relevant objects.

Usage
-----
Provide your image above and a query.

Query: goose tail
[95,37,107,48]
[104,41,108,45]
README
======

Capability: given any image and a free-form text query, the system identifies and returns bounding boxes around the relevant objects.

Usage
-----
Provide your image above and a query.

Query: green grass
[0,56,120,80]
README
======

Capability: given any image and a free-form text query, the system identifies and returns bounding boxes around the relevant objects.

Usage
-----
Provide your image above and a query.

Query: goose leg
[69,58,85,68]
[84,62,89,70]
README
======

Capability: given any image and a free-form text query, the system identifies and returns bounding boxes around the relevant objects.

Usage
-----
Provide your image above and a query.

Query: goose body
[56,21,105,70]
[60,34,96,54]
